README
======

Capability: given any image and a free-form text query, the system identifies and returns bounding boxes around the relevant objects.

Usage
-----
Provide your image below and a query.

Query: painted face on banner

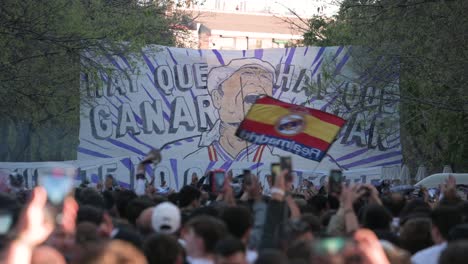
[213,66,274,126]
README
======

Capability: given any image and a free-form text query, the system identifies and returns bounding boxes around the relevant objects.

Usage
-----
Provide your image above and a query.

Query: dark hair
[221,206,253,239]
[286,240,312,263]
[102,190,115,210]
[255,249,289,264]
[382,193,406,217]
[301,213,322,235]
[307,195,328,215]
[439,240,468,264]
[362,204,392,231]
[178,185,201,208]
[115,189,137,219]
[327,195,340,210]
[185,215,228,254]
[399,199,431,225]
[215,237,246,257]
[143,234,182,264]
[125,196,155,226]
[77,205,104,225]
[77,187,105,209]
[431,206,462,240]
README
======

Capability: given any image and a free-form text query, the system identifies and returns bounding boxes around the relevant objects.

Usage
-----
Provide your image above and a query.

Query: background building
[176,0,340,49]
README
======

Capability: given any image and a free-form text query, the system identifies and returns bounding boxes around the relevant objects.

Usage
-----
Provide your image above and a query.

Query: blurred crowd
[1,153,468,264]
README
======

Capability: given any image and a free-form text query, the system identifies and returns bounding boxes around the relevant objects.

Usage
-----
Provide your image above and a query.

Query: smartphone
[211,170,225,193]
[329,169,343,194]
[0,211,13,235]
[271,163,281,185]
[38,164,76,224]
[243,170,252,186]
[313,237,350,255]
[280,156,293,182]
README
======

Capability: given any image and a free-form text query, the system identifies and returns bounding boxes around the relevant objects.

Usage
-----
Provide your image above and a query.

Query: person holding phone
[4,186,78,264]
[135,149,161,196]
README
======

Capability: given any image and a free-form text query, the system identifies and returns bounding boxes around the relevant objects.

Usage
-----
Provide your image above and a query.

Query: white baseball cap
[151,202,181,234]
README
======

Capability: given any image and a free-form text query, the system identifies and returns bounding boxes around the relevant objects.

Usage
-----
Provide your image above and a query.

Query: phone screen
[214,171,225,192]
[314,237,348,255]
[0,212,13,235]
[271,163,280,185]
[280,156,293,182]
[38,166,75,206]
[329,170,343,194]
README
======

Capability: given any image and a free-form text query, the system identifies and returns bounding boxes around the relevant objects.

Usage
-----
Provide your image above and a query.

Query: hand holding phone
[211,170,226,194]
[271,163,281,185]
[280,157,293,183]
[329,169,343,195]
[38,164,76,225]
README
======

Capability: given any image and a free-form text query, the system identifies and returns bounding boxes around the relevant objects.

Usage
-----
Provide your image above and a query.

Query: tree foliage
[303,0,468,173]
[0,0,194,161]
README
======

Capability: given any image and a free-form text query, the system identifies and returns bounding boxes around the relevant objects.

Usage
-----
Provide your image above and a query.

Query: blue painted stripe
[336,148,369,162]
[166,47,178,65]
[170,159,179,189]
[141,51,155,73]
[342,151,402,169]
[212,50,225,65]
[254,49,264,60]
[77,147,112,158]
[80,138,110,150]
[249,162,264,170]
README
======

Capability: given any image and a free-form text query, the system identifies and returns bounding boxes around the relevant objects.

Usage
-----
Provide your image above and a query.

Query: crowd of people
[1,152,467,264]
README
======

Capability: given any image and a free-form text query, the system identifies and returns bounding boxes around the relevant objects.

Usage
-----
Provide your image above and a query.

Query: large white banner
[77,46,401,187]
[0,158,387,191]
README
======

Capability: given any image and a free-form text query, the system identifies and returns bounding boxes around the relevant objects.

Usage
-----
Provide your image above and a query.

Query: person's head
[32,245,66,264]
[382,193,406,218]
[115,189,138,219]
[191,173,199,184]
[105,174,115,189]
[208,58,275,125]
[439,240,468,264]
[183,215,228,258]
[362,204,393,231]
[151,202,181,235]
[430,206,462,244]
[178,185,202,208]
[399,217,433,254]
[143,234,183,264]
[286,240,313,264]
[254,249,289,264]
[399,199,431,226]
[307,195,329,216]
[221,206,252,243]
[300,213,322,236]
[137,207,154,235]
[283,219,313,246]
[214,238,247,264]
[72,240,147,264]
[77,205,104,225]
[77,187,105,209]
[75,222,102,245]
[125,196,155,226]
[76,205,114,238]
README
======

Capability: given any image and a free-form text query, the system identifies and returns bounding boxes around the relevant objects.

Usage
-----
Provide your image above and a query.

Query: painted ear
[211,89,222,109]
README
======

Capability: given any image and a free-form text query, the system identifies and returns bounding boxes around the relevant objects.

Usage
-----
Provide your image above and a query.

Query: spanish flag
[235,96,346,161]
